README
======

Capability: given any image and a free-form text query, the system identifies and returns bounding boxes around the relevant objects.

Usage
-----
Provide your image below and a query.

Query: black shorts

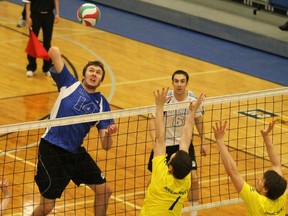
[35,139,106,199]
[148,143,197,172]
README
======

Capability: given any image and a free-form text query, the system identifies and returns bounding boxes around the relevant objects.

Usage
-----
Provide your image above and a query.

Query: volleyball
[77,3,101,27]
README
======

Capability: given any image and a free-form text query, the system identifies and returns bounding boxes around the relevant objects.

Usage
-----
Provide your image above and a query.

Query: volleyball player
[31,46,117,216]
[213,120,287,215]
[141,87,206,215]
[148,70,206,216]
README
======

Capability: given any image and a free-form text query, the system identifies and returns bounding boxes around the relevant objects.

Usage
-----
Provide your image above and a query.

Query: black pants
[26,12,54,72]
[21,4,26,20]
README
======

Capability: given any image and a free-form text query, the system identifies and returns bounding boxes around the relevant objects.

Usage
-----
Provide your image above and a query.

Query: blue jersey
[42,64,114,153]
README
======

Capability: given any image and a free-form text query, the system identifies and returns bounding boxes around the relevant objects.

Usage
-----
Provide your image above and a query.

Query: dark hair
[82,61,105,81]
[169,150,192,179]
[264,170,287,200]
[171,70,189,82]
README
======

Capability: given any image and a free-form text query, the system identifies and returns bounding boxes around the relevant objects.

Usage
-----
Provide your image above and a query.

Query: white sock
[189,201,198,216]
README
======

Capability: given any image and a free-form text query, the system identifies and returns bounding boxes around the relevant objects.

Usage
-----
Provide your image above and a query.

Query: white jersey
[160,90,204,147]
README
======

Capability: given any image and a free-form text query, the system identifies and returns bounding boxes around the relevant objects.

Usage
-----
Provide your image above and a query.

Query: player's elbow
[48,46,59,57]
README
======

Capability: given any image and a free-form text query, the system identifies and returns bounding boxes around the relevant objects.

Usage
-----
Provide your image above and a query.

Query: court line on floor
[2,136,285,215]
[101,68,229,87]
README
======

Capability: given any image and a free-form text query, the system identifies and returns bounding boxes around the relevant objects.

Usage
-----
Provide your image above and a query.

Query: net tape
[1,87,287,134]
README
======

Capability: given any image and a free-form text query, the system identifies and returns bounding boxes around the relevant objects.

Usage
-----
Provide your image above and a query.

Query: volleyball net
[0,87,287,215]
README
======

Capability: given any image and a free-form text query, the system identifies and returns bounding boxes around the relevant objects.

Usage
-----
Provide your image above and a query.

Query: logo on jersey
[191,161,196,168]
[101,173,105,179]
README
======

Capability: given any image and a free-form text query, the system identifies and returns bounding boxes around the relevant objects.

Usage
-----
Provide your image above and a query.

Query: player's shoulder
[165,90,176,104]
[166,90,174,97]
[187,90,197,101]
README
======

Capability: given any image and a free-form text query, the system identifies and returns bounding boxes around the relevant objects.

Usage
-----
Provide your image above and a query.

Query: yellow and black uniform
[239,182,286,216]
[141,155,190,216]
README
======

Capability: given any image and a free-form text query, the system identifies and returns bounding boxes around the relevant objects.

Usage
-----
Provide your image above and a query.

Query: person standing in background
[141,87,206,216]
[23,0,60,77]
[148,70,207,216]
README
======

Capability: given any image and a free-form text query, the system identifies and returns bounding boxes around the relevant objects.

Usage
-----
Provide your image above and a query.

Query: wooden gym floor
[0,2,287,215]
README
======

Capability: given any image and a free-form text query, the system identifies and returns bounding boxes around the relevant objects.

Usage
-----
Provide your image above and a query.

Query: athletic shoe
[17,18,26,27]
[279,21,288,31]
[26,70,34,77]
[43,71,51,77]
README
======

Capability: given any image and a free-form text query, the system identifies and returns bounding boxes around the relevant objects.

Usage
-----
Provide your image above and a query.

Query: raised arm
[48,46,64,73]
[212,121,245,193]
[0,179,11,216]
[179,93,206,153]
[261,120,282,176]
[153,87,170,157]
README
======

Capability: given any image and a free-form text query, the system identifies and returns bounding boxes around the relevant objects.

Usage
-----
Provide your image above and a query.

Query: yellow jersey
[140,155,191,216]
[239,182,286,216]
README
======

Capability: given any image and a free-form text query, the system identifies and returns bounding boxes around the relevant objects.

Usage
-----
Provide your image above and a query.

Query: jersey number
[169,196,180,210]
[172,115,185,127]
[74,96,98,114]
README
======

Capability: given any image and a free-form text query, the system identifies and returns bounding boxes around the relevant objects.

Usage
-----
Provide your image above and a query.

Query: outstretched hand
[106,124,117,135]
[260,120,276,138]
[212,121,228,143]
[0,179,11,198]
[153,87,171,107]
[189,93,206,113]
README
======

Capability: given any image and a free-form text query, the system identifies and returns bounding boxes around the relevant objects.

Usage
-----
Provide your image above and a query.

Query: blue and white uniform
[42,64,114,153]
[148,90,204,172]
[164,90,203,146]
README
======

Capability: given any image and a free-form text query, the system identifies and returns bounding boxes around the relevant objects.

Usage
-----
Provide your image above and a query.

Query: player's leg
[87,183,113,215]
[74,147,112,215]
[33,139,71,215]
[26,12,42,77]
[31,196,56,216]
[41,13,54,74]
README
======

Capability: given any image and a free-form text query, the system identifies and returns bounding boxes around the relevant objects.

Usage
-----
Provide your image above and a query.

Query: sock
[189,201,198,216]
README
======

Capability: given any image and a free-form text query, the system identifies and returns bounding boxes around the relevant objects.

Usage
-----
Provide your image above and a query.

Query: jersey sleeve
[50,64,77,91]
[239,182,260,207]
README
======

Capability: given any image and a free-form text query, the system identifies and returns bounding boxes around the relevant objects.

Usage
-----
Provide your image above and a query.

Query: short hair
[264,170,287,200]
[171,70,189,82]
[169,150,192,179]
[82,61,105,82]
